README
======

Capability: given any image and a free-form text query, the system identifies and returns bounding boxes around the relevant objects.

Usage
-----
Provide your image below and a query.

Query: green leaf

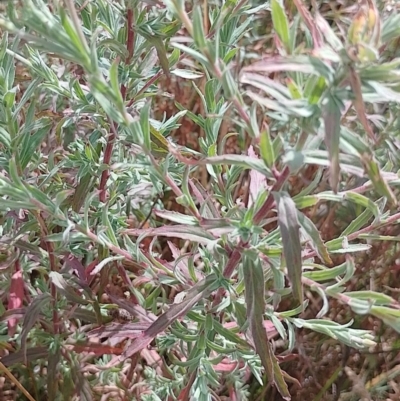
[344,291,396,306]
[325,256,354,294]
[259,128,275,168]
[109,57,124,110]
[362,154,397,206]
[271,0,290,52]
[19,120,52,170]
[381,14,400,43]
[192,6,206,49]
[59,7,91,68]
[303,263,347,282]
[151,36,170,76]
[273,191,303,303]
[140,101,152,152]
[329,242,371,254]
[171,43,209,66]
[371,306,400,333]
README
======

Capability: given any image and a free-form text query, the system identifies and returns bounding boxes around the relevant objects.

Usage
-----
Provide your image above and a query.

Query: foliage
[1,0,400,400]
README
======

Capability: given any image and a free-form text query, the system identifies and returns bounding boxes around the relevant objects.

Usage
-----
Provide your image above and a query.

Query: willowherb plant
[1,0,400,400]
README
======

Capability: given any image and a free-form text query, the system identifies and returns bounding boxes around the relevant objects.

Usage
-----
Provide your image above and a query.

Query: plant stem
[99,6,135,202]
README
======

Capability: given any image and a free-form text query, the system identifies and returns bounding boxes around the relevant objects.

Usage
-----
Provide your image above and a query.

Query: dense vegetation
[1,0,400,400]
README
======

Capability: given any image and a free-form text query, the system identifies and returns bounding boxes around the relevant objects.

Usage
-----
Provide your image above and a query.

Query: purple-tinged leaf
[121,275,219,359]
[153,210,199,225]
[70,358,93,401]
[168,240,203,282]
[189,179,221,218]
[292,0,323,49]
[348,66,377,143]
[199,218,232,229]
[20,293,52,363]
[1,347,49,366]
[314,13,343,51]
[248,145,267,208]
[243,254,290,400]
[49,272,90,305]
[242,56,334,79]
[47,347,60,401]
[88,322,150,339]
[107,293,157,323]
[0,308,25,322]
[273,192,303,303]
[323,94,342,192]
[62,254,87,282]
[8,264,23,337]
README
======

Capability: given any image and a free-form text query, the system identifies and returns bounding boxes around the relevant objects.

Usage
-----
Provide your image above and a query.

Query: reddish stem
[127,71,162,108]
[253,165,290,224]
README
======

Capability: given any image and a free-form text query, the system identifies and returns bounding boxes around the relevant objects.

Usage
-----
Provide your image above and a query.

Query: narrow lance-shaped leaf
[121,274,219,359]
[20,293,52,364]
[361,153,397,206]
[70,357,94,401]
[292,0,323,49]
[323,93,342,193]
[8,266,23,337]
[259,128,275,168]
[273,191,303,303]
[271,0,290,53]
[297,210,332,265]
[248,145,267,208]
[47,348,60,401]
[243,254,290,400]
[370,306,400,333]
[109,57,123,110]
[192,6,206,49]
[71,174,94,213]
[172,153,272,177]
[140,101,152,152]
[348,66,377,143]
[49,272,90,305]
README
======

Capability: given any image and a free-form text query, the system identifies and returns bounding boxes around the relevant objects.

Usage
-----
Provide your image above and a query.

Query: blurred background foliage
[1,0,400,400]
